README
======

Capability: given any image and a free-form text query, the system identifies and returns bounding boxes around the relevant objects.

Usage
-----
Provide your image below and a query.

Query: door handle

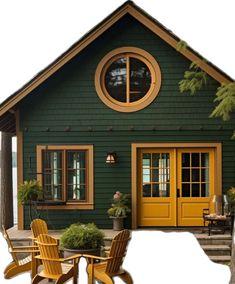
[177,188,180,198]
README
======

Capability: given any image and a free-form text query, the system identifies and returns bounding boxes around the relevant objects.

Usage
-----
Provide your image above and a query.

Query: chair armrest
[82,254,113,261]
[10,248,39,253]
[35,254,82,262]
[63,254,82,262]
[12,245,38,250]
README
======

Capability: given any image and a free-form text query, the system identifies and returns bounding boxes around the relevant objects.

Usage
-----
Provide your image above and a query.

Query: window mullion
[126,55,130,103]
[63,150,67,202]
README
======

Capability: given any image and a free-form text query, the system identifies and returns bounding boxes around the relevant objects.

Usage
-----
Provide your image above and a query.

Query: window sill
[36,201,66,206]
[36,202,94,210]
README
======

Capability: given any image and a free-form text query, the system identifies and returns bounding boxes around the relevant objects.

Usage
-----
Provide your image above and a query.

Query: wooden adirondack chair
[85,229,133,284]
[30,218,48,239]
[2,225,39,279]
[32,234,81,284]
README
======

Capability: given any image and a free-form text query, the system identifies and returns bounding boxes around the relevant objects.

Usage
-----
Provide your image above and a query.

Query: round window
[95,47,161,112]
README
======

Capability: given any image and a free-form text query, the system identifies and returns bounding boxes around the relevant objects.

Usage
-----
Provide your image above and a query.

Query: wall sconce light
[106,152,117,164]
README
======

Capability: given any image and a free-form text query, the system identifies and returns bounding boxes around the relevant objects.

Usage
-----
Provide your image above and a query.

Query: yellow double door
[138,148,215,226]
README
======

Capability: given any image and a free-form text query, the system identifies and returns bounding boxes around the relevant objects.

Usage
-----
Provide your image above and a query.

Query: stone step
[196,234,232,246]
[209,255,231,264]
[201,245,231,256]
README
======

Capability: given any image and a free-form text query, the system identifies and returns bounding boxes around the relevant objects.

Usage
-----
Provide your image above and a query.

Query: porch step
[201,245,231,256]
[196,234,232,264]
[208,255,231,264]
[196,234,232,246]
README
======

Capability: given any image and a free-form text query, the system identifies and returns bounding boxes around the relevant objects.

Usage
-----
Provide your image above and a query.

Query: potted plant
[107,191,131,231]
[18,179,43,220]
[60,223,104,257]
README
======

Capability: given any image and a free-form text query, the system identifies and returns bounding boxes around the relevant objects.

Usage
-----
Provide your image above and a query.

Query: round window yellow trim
[95,47,161,112]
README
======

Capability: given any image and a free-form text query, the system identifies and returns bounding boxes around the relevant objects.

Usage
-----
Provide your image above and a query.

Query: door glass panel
[182,153,190,167]
[181,152,210,197]
[182,183,190,197]
[152,169,159,182]
[192,153,200,167]
[192,169,200,182]
[201,153,209,167]
[152,184,159,197]
[143,154,151,166]
[142,152,170,198]
[192,184,200,197]
[201,168,209,182]
[182,169,190,182]
[143,184,151,197]
[201,184,206,197]
[152,153,160,167]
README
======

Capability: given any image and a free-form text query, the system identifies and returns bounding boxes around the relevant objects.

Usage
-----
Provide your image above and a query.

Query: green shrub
[60,223,104,250]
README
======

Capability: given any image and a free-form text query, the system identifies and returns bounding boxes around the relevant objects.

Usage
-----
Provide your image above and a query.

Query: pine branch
[232,131,235,140]
[179,62,207,95]
[176,40,188,52]
[210,82,235,121]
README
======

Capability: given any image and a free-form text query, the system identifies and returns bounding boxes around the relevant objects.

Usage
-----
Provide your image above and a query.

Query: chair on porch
[85,229,133,284]
[30,218,48,240]
[32,234,81,284]
[1,225,39,279]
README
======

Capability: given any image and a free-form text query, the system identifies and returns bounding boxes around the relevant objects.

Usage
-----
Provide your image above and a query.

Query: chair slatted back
[31,219,48,239]
[37,234,62,276]
[106,230,131,274]
[2,225,18,265]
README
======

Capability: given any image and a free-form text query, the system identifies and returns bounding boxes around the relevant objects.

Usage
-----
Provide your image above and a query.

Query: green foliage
[176,40,188,51]
[179,62,208,95]
[18,180,43,205]
[210,82,235,121]
[60,223,104,250]
[107,191,131,217]
[226,187,235,213]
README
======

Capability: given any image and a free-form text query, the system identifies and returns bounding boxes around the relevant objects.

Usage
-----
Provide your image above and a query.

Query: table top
[204,214,230,220]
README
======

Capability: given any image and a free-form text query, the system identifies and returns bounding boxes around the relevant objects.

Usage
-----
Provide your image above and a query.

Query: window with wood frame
[95,47,161,112]
[36,145,94,209]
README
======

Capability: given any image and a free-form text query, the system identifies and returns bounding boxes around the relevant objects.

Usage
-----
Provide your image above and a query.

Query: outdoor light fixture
[106,152,117,164]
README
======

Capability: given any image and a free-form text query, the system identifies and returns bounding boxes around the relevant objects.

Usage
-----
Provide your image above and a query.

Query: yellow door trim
[131,143,222,229]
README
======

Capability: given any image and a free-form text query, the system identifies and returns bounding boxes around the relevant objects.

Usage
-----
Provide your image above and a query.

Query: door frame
[131,142,222,229]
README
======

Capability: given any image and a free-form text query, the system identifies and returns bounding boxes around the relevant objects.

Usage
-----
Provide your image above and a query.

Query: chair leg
[56,271,75,284]
[96,274,114,284]
[72,264,78,284]
[56,275,68,284]
[119,271,133,284]
[4,261,31,279]
[32,274,44,284]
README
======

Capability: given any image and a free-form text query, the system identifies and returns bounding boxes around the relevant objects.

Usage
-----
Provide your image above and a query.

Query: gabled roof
[0,0,233,133]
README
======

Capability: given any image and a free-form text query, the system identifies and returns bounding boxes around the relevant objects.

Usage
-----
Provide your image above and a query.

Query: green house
[0,1,234,229]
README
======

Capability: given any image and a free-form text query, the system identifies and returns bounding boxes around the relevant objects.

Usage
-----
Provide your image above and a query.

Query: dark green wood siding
[19,15,235,229]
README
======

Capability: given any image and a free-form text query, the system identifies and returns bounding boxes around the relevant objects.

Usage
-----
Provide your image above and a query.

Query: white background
[0,0,234,283]
[0,231,231,283]
[0,0,234,102]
